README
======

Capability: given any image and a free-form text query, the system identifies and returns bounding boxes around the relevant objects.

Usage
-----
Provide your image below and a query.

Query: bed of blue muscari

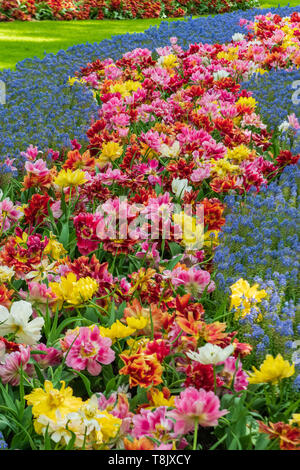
[0,5,300,174]
[243,70,300,154]
[243,70,300,129]
[214,162,300,389]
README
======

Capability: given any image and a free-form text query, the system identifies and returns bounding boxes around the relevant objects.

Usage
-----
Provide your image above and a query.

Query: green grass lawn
[260,0,298,7]
[0,17,188,70]
[0,0,298,70]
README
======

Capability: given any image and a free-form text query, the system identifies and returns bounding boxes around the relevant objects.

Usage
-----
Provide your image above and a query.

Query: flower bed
[0,6,299,173]
[0,0,259,22]
[0,9,299,451]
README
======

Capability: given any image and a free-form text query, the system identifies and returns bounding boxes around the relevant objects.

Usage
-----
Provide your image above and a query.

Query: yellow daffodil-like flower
[280,24,299,50]
[248,354,295,385]
[173,212,204,251]
[25,381,82,426]
[133,70,144,81]
[236,96,257,110]
[96,141,123,169]
[44,233,67,260]
[255,68,269,75]
[282,23,293,33]
[0,265,15,282]
[289,414,300,427]
[125,316,148,331]
[227,144,252,164]
[68,77,85,86]
[100,318,148,344]
[210,158,240,178]
[110,80,142,97]
[54,169,87,188]
[109,82,128,96]
[217,47,239,61]
[99,320,135,342]
[147,388,175,408]
[229,278,267,320]
[124,80,142,93]
[96,409,122,442]
[49,272,98,307]
[15,231,28,246]
[282,39,296,50]
[126,336,149,354]
[161,54,179,68]
[233,116,242,126]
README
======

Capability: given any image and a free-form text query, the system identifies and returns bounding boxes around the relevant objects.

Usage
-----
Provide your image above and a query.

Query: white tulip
[232,33,245,42]
[278,121,290,133]
[186,342,235,365]
[0,300,44,345]
[171,178,192,199]
[213,70,230,81]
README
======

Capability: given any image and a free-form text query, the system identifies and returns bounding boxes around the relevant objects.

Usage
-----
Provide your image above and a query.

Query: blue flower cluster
[0,431,7,450]
[0,5,299,174]
[215,163,299,291]
[214,163,300,387]
[0,64,98,174]
[242,69,300,154]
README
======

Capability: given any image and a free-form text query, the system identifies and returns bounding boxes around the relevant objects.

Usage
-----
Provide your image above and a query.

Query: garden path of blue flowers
[0,5,299,174]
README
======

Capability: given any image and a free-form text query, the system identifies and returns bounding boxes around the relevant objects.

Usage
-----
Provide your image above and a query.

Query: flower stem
[193,418,199,450]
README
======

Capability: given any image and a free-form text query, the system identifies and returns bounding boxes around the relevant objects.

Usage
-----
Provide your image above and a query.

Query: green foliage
[35,2,54,20]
